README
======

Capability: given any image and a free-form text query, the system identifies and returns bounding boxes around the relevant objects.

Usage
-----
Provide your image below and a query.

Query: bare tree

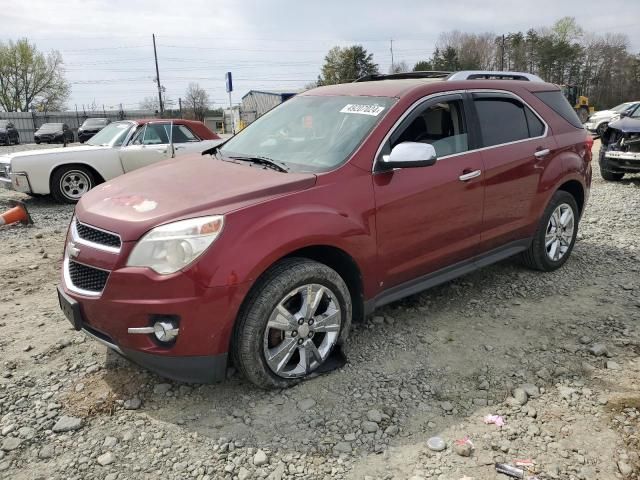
[139,96,161,112]
[183,83,210,121]
[388,61,410,74]
[0,38,70,112]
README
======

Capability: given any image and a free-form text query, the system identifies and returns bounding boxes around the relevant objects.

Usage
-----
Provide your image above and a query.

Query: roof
[131,118,220,140]
[302,77,559,99]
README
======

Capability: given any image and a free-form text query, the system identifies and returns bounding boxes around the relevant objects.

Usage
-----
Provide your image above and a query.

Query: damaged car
[599,107,640,181]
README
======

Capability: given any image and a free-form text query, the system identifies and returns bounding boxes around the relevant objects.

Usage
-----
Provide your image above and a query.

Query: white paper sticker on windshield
[340,104,385,116]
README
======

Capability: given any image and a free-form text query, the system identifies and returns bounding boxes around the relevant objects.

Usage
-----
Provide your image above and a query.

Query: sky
[1,0,639,112]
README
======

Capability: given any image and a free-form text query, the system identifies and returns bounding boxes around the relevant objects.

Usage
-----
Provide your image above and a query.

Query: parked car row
[0,119,222,202]
[0,117,114,146]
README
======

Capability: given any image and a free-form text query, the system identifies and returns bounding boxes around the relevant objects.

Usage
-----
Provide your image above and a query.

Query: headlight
[127,216,224,274]
[1,163,11,176]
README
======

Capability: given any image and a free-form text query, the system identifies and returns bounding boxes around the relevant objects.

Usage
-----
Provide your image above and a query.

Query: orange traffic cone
[0,201,33,226]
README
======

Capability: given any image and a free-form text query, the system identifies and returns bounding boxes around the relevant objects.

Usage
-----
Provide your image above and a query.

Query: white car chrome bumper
[0,172,32,193]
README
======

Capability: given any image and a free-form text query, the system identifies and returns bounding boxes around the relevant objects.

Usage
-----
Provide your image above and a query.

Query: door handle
[534,148,550,159]
[459,169,481,181]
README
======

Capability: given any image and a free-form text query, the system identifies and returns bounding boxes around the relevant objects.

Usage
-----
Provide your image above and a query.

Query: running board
[365,238,532,314]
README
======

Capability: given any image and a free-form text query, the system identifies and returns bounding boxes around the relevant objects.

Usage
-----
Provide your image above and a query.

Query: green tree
[0,38,69,112]
[318,45,379,85]
[413,60,432,71]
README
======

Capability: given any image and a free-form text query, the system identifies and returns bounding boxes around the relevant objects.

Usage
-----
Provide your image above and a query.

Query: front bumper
[58,286,228,383]
[604,150,640,172]
[57,221,250,383]
[57,283,236,383]
[0,172,31,193]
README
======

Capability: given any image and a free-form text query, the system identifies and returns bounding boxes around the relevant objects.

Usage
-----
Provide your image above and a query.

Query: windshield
[220,95,395,173]
[87,121,134,147]
[82,118,108,127]
[630,104,640,119]
[611,103,632,113]
[39,123,63,131]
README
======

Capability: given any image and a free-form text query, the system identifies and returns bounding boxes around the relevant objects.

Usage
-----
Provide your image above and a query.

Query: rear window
[534,90,583,129]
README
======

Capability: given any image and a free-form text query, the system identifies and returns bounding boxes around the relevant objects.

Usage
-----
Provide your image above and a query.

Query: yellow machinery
[561,85,594,123]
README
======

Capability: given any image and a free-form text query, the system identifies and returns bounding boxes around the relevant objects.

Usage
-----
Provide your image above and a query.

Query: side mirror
[382,142,437,169]
[620,111,630,118]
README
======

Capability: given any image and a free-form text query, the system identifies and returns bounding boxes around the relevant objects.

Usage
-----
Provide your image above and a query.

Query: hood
[607,116,640,133]
[590,109,615,118]
[76,154,317,241]
[6,145,111,162]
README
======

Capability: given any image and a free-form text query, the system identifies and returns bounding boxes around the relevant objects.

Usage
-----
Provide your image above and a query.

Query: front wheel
[596,122,608,137]
[521,191,579,272]
[50,165,96,203]
[233,258,352,389]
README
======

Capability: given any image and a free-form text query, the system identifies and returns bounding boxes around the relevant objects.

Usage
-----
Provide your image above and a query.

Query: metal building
[240,90,299,126]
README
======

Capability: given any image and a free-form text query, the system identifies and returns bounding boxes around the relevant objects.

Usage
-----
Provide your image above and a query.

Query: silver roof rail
[447,71,544,82]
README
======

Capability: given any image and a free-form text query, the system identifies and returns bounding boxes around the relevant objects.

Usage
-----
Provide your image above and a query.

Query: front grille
[76,220,121,249]
[68,261,109,293]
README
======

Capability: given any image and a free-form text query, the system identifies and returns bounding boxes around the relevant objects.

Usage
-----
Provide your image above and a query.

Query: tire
[233,257,352,389]
[596,122,608,137]
[50,165,96,203]
[599,148,624,181]
[521,190,579,272]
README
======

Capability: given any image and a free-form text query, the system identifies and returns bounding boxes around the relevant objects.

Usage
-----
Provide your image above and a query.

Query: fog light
[153,321,179,342]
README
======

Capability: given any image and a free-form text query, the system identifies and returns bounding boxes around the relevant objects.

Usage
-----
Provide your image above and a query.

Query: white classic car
[0,119,223,203]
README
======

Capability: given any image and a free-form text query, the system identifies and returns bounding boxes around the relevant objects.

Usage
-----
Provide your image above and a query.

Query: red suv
[57,71,592,388]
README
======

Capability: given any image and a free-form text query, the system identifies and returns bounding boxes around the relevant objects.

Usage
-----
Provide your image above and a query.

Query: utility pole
[500,34,505,71]
[178,98,182,119]
[153,34,164,117]
[390,39,394,72]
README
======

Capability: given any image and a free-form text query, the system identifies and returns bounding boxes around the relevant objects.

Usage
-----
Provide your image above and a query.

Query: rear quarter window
[534,90,584,129]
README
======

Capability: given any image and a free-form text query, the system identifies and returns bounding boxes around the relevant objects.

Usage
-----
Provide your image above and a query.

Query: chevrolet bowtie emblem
[68,242,80,259]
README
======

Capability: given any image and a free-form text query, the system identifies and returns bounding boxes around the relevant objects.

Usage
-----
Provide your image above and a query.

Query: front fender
[182,172,378,298]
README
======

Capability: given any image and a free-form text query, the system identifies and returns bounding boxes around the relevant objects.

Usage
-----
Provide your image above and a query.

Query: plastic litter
[483,414,505,427]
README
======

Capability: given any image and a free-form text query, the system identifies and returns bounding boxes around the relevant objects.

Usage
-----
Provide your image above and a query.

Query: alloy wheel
[263,283,341,378]
[545,203,574,262]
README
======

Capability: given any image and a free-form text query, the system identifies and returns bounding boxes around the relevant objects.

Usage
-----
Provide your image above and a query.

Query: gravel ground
[0,141,639,480]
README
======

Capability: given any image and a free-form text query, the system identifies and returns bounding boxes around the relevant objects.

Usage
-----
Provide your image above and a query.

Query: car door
[170,124,206,157]
[119,123,172,172]
[470,92,556,252]
[373,93,485,290]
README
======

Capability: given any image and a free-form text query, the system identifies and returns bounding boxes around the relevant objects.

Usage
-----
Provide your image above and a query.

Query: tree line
[316,17,640,109]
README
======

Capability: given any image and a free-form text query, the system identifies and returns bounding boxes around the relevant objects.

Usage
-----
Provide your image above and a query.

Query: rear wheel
[50,165,96,203]
[233,258,352,389]
[521,191,579,272]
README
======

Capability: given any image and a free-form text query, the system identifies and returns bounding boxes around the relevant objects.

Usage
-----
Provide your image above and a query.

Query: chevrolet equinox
[57,71,592,388]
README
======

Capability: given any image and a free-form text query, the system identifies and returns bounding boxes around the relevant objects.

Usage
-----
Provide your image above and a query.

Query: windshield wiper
[229,155,289,173]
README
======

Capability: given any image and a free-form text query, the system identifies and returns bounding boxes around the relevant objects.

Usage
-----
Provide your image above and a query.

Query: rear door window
[473,96,544,147]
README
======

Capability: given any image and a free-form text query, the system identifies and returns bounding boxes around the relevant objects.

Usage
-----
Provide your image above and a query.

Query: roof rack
[353,71,451,82]
[446,71,544,82]
[353,70,544,83]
